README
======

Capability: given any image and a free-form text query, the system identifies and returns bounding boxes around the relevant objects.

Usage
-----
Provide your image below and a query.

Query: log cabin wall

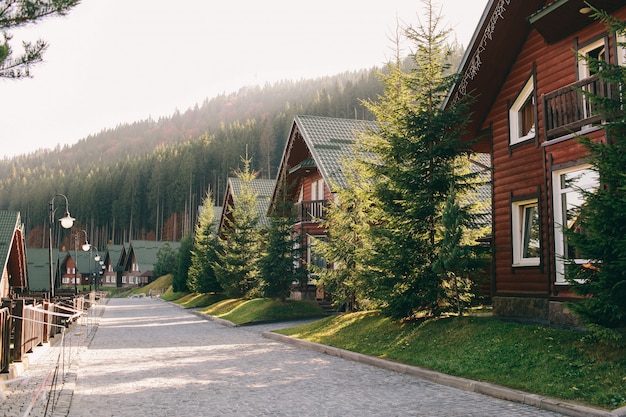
[483,5,626,323]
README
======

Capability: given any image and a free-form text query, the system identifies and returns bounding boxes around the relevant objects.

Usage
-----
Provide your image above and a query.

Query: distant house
[447,0,626,324]
[0,210,27,297]
[270,115,378,300]
[59,249,96,289]
[121,240,181,286]
[217,177,275,236]
[101,244,127,287]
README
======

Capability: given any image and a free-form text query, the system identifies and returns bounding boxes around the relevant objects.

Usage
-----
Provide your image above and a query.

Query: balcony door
[577,38,607,120]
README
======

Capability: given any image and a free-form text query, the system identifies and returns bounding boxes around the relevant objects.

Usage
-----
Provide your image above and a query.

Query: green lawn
[276,311,626,410]
[201,298,325,325]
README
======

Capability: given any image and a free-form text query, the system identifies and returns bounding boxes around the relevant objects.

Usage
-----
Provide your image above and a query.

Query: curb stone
[262,331,618,417]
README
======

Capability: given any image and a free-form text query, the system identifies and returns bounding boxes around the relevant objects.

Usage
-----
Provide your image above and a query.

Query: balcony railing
[543,75,611,139]
[295,200,327,223]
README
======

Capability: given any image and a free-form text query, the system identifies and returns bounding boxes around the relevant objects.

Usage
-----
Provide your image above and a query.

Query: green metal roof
[225,177,275,227]
[0,210,20,277]
[293,115,378,191]
[129,240,181,274]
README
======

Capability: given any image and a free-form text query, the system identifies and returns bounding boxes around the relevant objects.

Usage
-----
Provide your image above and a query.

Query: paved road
[64,298,569,417]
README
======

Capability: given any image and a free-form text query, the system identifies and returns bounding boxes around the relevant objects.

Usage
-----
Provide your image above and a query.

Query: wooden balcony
[295,200,327,223]
[543,75,611,139]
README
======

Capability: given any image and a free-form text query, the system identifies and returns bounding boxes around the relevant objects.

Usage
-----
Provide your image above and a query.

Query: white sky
[0,0,486,158]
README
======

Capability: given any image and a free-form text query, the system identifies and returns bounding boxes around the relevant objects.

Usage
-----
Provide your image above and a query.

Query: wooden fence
[0,294,87,373]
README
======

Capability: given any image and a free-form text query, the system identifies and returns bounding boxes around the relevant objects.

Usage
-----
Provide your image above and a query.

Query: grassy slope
[276,312,626,410]
[201,298,325,325]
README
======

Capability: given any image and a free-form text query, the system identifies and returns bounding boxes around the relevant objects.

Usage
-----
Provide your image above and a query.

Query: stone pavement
[62,298,580,417]
[0,302,104,417]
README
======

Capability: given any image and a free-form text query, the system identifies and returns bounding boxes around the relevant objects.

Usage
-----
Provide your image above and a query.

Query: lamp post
[74,230,90,295]
[94,253,101,291]
[48,194,75,299]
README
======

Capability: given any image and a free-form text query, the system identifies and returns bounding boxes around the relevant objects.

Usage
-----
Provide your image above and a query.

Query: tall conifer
[363,0,481,319]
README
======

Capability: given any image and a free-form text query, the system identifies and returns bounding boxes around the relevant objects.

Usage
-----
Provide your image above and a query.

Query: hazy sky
[0,0,486,158]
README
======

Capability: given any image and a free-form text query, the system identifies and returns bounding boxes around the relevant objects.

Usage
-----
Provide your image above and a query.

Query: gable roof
[446,0,544,148]
[220,177,275,230]
[288,115,378,191]
[0,210,27,291]
[274,115,378,194]
[105,244,126,268]
[128,240,181,274]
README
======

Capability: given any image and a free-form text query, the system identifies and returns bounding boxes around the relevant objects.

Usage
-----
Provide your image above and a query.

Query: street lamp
[74,230,90,295]
[48,194,75,299]
[94,253,101,291]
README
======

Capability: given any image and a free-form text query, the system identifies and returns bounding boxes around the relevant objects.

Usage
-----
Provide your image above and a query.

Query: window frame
[511,198,541,267]
[552,165,599,284]
[509,76,537,145]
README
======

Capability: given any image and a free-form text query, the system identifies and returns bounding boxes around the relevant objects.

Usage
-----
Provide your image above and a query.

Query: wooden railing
[0,307,10,373]
[543,75,611,139]
[295,200,328,223]
[0,294,87,370]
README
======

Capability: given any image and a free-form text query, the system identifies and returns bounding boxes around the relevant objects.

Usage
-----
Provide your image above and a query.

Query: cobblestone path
[64,298,569,417]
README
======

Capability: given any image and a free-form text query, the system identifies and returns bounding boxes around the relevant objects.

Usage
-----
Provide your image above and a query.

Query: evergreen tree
[214,155,262,298]
[188,194,221,293]
[175,233,193,293]
[258,177,302,301]
[565,10,626,329]
[311,154,378,312]
[363,0,479,319]
[0,0,80,78]
[154,243,181,287]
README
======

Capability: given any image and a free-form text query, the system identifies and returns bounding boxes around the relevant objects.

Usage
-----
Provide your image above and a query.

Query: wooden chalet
[101,244,126,287]
[448,0,626,324]
[217,177,275,236]
[121,240,180,286]
[271,115,378,300]
[0,211,27,297]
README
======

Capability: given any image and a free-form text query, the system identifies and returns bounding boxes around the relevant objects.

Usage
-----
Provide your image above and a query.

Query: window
[509,77,536,145]
[307,235,327,284]
[578,38,606,80]
[512,199,541,266]
[553,166,599,283]
[311,178,324,201]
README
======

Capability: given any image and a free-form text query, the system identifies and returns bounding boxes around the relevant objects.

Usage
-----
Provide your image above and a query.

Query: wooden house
[448,0,626,324]
[0,211,27,297]
[101,244,126,287]
[271,115,378,300]
[218,177,275,237]
[121,240,180,286]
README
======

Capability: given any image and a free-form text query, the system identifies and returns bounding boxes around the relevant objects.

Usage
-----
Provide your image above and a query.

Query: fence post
[0,303,10,373]
[11,299,24,362]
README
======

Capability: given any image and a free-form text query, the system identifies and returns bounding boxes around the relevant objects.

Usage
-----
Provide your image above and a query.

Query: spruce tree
[363,0,480,319]
[188,195,221,293]
[0,0,80,78]
[174,233,193,292]
[214,155,262,299]
[565,10,626,329]
[311,154,378,312]
[258,177,302,301]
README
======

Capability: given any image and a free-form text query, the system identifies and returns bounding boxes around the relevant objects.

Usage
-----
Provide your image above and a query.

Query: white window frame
[578,38,606,80]
[512,199,540,266]
[552,165,599,284]
[617,33,626,66]
[307,234,327,284]
[509,77,536,145]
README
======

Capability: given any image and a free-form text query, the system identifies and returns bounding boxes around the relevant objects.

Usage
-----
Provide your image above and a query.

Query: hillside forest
[0,49,463,253]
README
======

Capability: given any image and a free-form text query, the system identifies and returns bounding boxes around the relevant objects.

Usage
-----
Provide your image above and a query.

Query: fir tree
[565,9,626,329]
[188,194,221,293]
[214,155,262,299]
[0,0,80,78]
[363,0,480,319]
[175,233,193,292]
[258,177,303,301]
[311,153,378,312]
